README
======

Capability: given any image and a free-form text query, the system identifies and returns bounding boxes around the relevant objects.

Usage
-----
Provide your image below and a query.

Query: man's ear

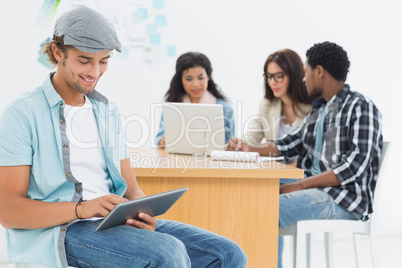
[315,65,325,79]
[51,43,63,63]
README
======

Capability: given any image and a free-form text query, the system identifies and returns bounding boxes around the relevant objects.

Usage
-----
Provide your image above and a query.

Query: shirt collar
[42,72,63,107]
[312,84,351,109]
[87,90,109,104]
[332,84,351,104]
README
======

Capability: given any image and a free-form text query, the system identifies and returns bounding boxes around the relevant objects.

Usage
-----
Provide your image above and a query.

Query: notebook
[163,103,225,156]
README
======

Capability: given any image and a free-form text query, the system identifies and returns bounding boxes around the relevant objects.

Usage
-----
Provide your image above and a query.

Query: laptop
[163,102,225,156]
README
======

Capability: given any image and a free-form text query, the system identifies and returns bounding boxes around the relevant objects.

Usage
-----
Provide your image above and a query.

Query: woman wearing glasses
[156,52,235,148]
[238,49,312,154]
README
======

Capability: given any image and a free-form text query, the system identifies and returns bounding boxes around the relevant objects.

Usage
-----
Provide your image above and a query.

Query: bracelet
[75,196,87,220]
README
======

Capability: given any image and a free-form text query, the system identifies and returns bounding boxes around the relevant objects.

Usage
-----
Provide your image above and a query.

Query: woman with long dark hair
[156,52,235,148]
[241,49,312,150]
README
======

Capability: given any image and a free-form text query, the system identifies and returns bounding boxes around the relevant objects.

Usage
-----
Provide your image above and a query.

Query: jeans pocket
[67,256,94,268]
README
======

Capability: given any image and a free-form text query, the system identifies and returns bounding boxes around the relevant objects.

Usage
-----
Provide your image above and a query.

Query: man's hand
[158,135,166,149]
[77,194,157,231]
[76,194,127,219]
[125,213,157,231]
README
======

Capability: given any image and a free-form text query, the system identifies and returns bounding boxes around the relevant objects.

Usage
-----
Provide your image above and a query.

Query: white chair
[279,141,391,268]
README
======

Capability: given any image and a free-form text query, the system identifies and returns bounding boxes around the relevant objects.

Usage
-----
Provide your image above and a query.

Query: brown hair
[41,40,74,67]
[263,49,312,113]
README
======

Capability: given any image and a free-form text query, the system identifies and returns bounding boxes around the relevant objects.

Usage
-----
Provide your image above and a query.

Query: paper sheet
[210,151,260,162]
[210,151,285,162]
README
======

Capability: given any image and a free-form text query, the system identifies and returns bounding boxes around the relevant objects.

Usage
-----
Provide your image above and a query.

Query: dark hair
[263,49,312,112]
[306,41,350,81]
[165,52,227,102]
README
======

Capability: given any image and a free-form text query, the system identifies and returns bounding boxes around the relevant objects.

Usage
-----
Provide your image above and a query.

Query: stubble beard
[66,76,97,95]
[307,87,322,101]
[62,58,97,95]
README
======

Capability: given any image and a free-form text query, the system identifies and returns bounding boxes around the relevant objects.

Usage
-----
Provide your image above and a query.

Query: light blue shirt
[0,73,128,267]
[310,105,329,176]
[156,98,235,145]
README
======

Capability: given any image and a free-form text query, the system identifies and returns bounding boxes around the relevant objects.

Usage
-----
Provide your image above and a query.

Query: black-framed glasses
[263,72,286,83]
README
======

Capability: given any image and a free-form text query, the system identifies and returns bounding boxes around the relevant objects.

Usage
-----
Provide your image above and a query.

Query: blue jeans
[277,188,361,268]
[65,219,247,268]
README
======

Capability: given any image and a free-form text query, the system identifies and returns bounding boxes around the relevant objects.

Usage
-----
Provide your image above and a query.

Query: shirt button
[60,102,63,106]
[66,173,70,177]
[76,189,81,193]
[63,144,68,148]
[60,120,64,124]
[61,229,65,232]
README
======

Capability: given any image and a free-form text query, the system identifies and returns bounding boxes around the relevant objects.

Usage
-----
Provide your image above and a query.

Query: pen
[225,127,240,151]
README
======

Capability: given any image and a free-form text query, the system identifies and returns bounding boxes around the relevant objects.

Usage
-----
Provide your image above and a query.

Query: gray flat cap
[53,6,121,53]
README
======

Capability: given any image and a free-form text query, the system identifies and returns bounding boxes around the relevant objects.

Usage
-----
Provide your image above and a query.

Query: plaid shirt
[275,85,383,217]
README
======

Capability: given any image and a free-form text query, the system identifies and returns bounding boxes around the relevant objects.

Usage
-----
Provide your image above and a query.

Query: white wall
[1,0,401,262]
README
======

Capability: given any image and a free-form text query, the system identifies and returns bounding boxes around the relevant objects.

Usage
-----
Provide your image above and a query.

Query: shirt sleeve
[243,99,270,145]
[222,102,235,144]
[243,118,265,145]
[332,100,382,185]
[0,106,33,166]
[273,122,305,159]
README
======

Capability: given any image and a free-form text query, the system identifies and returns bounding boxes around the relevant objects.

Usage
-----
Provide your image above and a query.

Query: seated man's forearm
[252,141,280,157]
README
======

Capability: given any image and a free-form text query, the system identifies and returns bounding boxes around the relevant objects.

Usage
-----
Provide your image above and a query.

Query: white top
[278,118,299,139]
[64,96,113,201]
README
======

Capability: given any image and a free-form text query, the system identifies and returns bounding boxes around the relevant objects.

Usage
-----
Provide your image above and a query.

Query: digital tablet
[96,187,188,231]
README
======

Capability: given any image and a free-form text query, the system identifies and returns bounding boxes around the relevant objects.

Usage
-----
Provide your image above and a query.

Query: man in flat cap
[0,6,247,268]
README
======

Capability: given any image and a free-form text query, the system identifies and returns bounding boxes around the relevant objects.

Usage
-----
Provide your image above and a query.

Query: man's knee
[150,235,191,267]
[217,238,248,267]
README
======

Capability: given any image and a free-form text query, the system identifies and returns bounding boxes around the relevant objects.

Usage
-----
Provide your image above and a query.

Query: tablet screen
[96,187,188,231]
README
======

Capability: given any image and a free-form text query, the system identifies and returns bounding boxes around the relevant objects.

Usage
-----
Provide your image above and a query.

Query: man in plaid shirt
[228,41,383,267]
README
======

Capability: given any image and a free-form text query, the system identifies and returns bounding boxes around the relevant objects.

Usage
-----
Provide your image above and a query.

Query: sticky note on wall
[155,15,167,26]
[153,0,164,9]
[167,45,176,57]
[138,8,148,19]
[150,34,161,45]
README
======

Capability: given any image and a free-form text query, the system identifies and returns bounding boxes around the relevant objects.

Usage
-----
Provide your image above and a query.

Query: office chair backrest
[370,141,391,225]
